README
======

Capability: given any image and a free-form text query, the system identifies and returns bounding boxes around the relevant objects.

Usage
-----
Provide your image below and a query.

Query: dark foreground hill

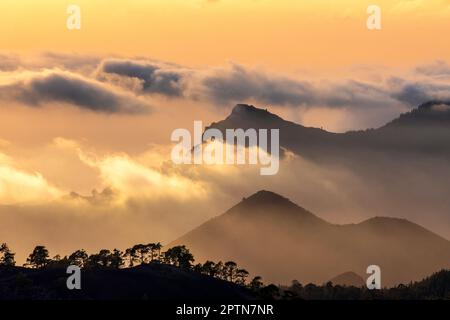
[1,264,449,300]
[283,269,450,300]
[0,264,254,300]
[172,190,450,287]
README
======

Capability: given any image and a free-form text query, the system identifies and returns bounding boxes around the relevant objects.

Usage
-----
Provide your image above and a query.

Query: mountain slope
[205,103,450,239]
[171,190,450,287]
[207,102,450,159]
[382,101,450,128]
[206,104,339,159]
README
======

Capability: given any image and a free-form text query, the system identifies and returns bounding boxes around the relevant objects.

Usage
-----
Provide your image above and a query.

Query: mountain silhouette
[0,263,254,300]
[328,271,365,287]
[206,102,450,159]
[171,190,450,287]
[382,101,450,128]
[206,104,337,160]
[205,102,450,238]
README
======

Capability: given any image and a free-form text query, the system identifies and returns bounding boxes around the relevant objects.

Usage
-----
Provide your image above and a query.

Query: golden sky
[2,0,450,70]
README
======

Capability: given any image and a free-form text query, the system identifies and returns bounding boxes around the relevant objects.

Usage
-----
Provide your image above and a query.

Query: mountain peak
[329,271,365,287]
[227,190,326,225]
[231,103,264,114]
[172,190,450,286]
[226,104,284,123]
[243,190,291,204]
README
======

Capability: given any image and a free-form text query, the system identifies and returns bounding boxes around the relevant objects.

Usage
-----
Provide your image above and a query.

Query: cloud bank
[0,152,62,204]
[2,52,450,120]
[0,52,450,135]
[0,70,150,114]
[100,59,186,97]
[98,58,450,112]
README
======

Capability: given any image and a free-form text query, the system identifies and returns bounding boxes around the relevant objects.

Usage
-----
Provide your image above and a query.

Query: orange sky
[1,0,450,71]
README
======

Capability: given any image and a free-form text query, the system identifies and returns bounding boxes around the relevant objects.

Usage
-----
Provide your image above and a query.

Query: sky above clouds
[2,0,450,69]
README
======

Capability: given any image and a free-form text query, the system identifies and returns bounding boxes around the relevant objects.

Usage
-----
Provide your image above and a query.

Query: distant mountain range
[204,101,450,239]
[175,102,450,286]
[206,101,450,160]
[172,190,450,287]
[328,271,365,287]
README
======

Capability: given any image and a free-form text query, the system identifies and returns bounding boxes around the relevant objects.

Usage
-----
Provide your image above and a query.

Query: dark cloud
[199,65,408,109]
[4,53,450,113]
[200,66,450,110]
[100,59,185,97]
[98,59,450,110]
[318,80,390,109]
[0,71,149,114]
[201,64,315,106]
[389,78,450,106]
[99,60,396,109]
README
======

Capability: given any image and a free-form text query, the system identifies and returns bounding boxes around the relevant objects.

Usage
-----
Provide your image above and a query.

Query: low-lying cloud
[0,152,62,204]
